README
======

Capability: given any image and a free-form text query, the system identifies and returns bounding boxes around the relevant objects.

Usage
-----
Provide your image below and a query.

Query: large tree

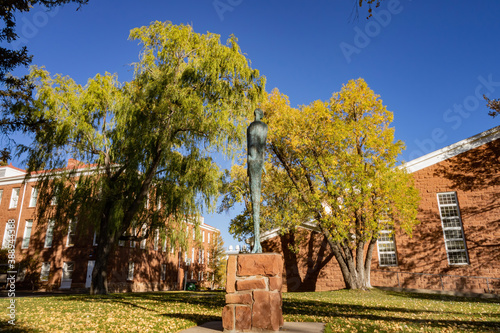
[0,1,88,160]
[208,232,226,290]
[20,21,264,294]
[222,79,419,290]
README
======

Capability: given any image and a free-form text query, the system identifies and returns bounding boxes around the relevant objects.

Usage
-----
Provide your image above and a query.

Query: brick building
[0,160,220,292]
[262,126,500,294]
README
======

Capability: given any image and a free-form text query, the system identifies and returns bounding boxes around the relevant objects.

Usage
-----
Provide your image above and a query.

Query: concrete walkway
[179,321,325,333]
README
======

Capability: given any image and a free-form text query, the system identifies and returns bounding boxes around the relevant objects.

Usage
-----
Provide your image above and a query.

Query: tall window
[130,228,137,248]
[62,262,74,280]
[2,224,11,249]
[437,192,469,265]
[202,249,205,264]
[162,237,167,253]
[198,249,202,264]
[40,262,50,281]
[154,228,159,251]
[140,225,147,249]
[66,220,76,247]
[9,188,19,209]
[0,189,3,204]
[377,227,397,266]
[191,248,195,263]
[127,262,135,281]
[207,252,209,265]
[21,220,33,249]
[207,232,210,244]
[29,187,38,207]
[44,220,55,248]
[161,264,166,281]
[202,231,205,243]
[118,231,125,247]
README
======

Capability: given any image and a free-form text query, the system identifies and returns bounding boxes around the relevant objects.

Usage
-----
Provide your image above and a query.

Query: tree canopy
[20,21,265,294]
[0,0,89,162]
[222,79,419,289]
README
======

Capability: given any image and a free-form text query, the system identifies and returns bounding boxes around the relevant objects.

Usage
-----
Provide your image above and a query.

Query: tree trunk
[90,201,117,295]
[323,234,376,290]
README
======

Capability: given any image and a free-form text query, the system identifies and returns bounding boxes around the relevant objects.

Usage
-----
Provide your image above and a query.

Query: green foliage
[0,0,89,160]
[18,21,265,293]
[222,79,419,288]
[208,232,226,289]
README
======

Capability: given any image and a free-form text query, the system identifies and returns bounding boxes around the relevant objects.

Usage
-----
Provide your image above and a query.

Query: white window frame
[127,262,134,281]
[21,220,33,249]
[202,249,205,264]
[377,227,398,267]
[9,188,20,209]
[162,237,167,253]
[207,232,210,244]
[28,187,38,207]
[140,224,147,249]
[0,189,3,205]
[130,228,137,248]
[161,264,166,281]
[192,228,195,240]
[198,249,202,264]
[202,230,205,243]
[437,192,469,265]
[44,219,55,248]
[66,220,76,247]
[2,223,11,249]
[191,248,195,263]
[154,228,159,251]
[62,261,74,281]
[40,262,50,281]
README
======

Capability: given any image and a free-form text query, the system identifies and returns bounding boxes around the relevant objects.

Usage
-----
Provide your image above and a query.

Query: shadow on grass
[283,296,500,332]
[19,290,500,331]
[0,321,39,333]
[160,313,221,325]
[381,289,500,304]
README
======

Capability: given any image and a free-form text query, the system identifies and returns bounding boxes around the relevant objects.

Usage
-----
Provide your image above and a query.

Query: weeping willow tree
[18,21,264,294]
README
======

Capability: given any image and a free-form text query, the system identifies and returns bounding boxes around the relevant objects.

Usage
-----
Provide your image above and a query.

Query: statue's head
[254,108,264,121]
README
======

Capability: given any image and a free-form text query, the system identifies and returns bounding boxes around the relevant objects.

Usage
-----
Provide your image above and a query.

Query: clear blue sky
[8,0,500,248]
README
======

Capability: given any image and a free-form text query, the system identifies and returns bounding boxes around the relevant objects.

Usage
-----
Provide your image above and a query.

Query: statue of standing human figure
[247,108,268,254]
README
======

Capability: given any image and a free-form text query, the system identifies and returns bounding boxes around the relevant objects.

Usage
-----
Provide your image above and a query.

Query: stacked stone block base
[223,253,284,332]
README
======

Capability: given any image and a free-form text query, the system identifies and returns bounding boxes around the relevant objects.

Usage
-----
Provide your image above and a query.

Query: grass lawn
[0,288,498,332]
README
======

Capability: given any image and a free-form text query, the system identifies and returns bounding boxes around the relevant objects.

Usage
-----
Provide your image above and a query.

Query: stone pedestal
[222,253,284,332]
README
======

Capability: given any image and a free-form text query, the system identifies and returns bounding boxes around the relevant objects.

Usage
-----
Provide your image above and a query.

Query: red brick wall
[0,172,218,292]
[264,139,500,294]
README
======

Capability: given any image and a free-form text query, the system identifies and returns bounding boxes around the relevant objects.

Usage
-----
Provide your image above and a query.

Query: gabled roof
[404,125,500,173]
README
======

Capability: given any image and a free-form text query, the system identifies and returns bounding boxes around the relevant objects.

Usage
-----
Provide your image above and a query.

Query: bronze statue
[247,108,268,253]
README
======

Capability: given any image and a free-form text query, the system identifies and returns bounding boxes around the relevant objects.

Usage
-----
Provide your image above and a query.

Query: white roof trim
[404,125,500,173]
[258,221,320,242]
